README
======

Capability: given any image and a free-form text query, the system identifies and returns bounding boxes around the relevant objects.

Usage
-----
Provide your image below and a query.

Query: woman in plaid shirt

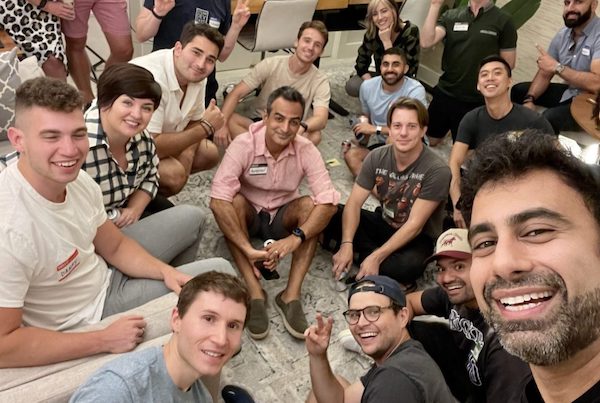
[82,63,163,228]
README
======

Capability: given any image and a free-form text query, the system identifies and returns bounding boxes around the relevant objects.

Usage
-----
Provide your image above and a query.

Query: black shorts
[427,86,483,141]
[248,202,292,240]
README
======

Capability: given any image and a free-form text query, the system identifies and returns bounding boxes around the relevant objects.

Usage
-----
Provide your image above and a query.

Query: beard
[563,6,593,28]
[481,272,600,366]
[382,72,404,86]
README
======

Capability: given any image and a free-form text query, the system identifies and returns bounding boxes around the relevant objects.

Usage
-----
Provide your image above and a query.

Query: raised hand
[45,1,75,20]
[202,99,225,132]
[153,0,175,17]
[232,0,251,28]
[535,44,559,74]
[305,313,334,357]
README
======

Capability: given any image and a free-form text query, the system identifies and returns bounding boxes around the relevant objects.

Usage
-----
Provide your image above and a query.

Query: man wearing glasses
[304,275,455,402]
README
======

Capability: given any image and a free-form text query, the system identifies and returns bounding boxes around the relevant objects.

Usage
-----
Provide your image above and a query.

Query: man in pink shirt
[210,86,339,341]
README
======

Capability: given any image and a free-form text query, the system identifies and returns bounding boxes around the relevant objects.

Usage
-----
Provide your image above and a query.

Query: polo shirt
[130,49,206,134]
[437,1,517,102]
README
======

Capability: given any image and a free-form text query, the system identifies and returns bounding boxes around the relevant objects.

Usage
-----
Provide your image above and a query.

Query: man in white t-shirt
[215,20,331,146]
[0,77,234,368]
[130,22,226,197]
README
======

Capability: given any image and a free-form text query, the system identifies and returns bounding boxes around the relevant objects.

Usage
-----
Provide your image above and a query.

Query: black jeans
[511,82,579,134]
[322,205,433,284]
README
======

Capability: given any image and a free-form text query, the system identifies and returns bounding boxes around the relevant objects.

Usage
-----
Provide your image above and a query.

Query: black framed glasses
[342,305,394,325]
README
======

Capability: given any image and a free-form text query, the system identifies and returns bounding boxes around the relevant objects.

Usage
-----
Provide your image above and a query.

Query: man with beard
[406,228,530,402]
[450,56,553,228]
[344,48,428,177]
[511,0,600,134]
[460,129,600,402]
[305,275,456,402]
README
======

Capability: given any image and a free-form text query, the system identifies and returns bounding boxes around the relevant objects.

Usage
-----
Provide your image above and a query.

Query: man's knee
[428,137,444,147]
[159,164,188,197]
[108,37,133,61]
[42,56,67,80]
[306,130,321,146]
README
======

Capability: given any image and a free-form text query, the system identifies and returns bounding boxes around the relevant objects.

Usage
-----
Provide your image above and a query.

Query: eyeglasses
[342,305,394,325]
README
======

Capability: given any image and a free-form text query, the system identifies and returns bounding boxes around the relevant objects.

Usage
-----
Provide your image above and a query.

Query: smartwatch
[376,125,382,136]
[292,227,306,242]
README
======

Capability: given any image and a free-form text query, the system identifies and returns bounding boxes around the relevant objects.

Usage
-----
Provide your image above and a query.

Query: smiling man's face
[468,169,600,366]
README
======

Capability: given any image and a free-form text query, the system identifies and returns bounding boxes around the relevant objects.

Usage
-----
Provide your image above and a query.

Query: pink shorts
[61,0,131,38]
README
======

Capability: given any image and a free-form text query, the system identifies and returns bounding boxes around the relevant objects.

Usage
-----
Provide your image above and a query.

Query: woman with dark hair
[82,63,166,228]
[345,0,420,97]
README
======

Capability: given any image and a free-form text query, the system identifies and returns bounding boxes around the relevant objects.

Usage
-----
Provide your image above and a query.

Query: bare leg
[157,144,196,197]
[280,196,318,302]
[343,146,370,178]
[225,195,265,300]
[228,113,254,139]
[103,32,133,66]
[41,55,67,81]
[191,139,220,173]
[64,35,94,104]
[304,130,321,146]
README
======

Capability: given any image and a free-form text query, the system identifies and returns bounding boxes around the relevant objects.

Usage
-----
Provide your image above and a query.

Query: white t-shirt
[0,164,111,331]
[130,49,206,134]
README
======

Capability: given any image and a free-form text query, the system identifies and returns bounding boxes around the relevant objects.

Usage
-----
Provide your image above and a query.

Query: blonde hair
[365,0,401,39]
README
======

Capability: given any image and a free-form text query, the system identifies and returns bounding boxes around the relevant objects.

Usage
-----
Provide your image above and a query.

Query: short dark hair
[176,271,250,324]
[97,63,162,110]
[179,21,225,56]
[15,77,82,116]
[266,86,306,116]
[460,130,600,227]
[297,20,329,47]
[382,47,408,64]
[387,97,429,128]
[479,54,512,77]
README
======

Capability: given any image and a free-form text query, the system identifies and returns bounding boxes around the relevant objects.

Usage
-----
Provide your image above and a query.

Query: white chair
[237,0,319,60]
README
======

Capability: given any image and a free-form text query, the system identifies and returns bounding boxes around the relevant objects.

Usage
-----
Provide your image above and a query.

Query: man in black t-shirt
[406,228,531,403]
[305,275,455,402]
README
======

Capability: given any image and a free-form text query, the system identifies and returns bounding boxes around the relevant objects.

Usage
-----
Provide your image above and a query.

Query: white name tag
[454,22,469,32]
[249,164,268,175]
[582,47,591,56]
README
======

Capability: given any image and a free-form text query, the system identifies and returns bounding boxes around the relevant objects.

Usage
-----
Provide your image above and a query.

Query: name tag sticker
[454,22,469,32]
[582,46,591,56]
[249,164,268,175]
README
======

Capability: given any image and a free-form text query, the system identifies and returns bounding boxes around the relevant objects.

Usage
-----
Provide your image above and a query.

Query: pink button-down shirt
[211,122,340,216]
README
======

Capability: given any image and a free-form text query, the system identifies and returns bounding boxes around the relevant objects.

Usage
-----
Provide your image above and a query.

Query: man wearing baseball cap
[305,275,455,402]
[406,228,531,403]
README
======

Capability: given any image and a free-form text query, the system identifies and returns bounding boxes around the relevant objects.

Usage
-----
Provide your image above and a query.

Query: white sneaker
[338,329,362,354]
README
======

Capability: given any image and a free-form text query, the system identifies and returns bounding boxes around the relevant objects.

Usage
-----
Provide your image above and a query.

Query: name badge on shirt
[453,22,469,32]
[249,164,268,175]
[209,17,221,29]
[195,8,209,25]
[582,46,591,56]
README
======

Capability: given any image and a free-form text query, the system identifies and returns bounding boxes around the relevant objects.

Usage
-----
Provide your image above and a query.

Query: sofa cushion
[0,48,20,142]
[0,292,177,400]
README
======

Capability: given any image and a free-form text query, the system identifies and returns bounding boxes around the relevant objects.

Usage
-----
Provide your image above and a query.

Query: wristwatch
[299,121,308,132]
[292,227,306,242]
[376,126,382,136]
[554,63,566,75]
